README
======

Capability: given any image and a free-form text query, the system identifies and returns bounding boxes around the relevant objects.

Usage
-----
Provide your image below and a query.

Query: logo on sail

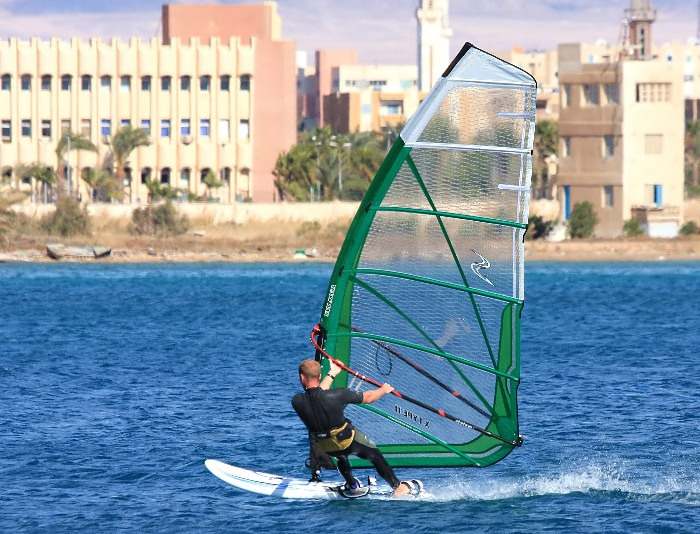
[470,250,494,286]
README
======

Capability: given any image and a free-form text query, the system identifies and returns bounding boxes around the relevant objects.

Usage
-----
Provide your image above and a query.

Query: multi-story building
[557,42,684,237]
[0,2,295,203]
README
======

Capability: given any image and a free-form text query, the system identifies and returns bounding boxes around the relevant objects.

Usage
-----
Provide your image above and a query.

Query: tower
[416,0,452,92]
[624,0,656,60]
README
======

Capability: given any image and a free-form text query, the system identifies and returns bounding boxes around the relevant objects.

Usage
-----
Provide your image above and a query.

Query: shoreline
[2,236,700,264]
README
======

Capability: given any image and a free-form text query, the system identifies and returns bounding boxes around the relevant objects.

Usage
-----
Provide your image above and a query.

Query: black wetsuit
[291,386,400,489]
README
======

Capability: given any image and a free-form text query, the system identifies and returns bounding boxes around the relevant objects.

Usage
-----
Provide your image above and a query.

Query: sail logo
[470,250,494,286]
[323,284,336,317]
[395,405,430,428]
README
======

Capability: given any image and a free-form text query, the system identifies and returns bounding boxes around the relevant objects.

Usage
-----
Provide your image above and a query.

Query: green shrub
[526,215,554,240]
[567,201,598,239]
[40,197,91,237]
[680,220,698,236]
[622,217,644,237]
[130,201,189,236]
[296,221,321,236]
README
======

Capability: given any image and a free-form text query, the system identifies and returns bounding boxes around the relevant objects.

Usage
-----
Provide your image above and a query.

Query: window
[645,134,663,154]
[120,76,131,92]
[101,119,111,136]
[200,75,210,91]
[200,119,210,137]
[180,168,191,188]
[653,184,663,206]
[583,84,600,106]
[60,119,70,134]
[604,83,619,105]
[80,119,91,137]
[161,119,171,138]
[239,119,250,139]
[380,100,403,115]
[562,137,571,158]
[1,119,11,140]
[81,75,92,91]
[21,75,31,91]
[41,119,51,138]
[603,186,614,207]
[160,167,171,185]
[1,74,10,91]
[200,168,212,183]
[562,84,571,108]
[180,76,190,91]
[180,118,191,135]
[161,76,171,91]
[21,119,31,137]
[603,135,615,157]
[220,167,231,184]
[100,75,111,91]
[636,83,671,103]
[140,119,151,133]
[141,167,152,185]
[220,75,230,91]
[61,75,71,91]
[563,185,571,220]
[219,119,230,140]
[41,75,51,91]
[141,76,151,91]
[120,119,130,128]
[240,75,251,91]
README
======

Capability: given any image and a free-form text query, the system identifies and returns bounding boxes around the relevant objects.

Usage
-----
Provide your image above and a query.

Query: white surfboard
[205,459,395,500]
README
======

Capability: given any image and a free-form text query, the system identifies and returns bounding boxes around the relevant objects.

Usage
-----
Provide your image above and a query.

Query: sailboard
[204,459,396,500]
[312,43,536,469]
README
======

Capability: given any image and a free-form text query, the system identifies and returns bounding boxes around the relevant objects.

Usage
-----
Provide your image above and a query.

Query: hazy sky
[0,0,696,64]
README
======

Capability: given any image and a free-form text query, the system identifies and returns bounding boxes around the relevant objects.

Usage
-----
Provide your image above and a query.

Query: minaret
[624,0,656,60]
[416,0,452,91]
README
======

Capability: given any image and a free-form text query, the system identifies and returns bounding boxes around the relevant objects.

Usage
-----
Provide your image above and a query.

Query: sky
[0,0,696,64]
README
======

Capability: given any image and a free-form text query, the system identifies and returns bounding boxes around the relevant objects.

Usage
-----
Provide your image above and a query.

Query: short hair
[299,359,321,379]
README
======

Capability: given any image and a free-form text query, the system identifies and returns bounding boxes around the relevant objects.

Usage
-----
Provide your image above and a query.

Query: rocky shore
[1,233,699,264]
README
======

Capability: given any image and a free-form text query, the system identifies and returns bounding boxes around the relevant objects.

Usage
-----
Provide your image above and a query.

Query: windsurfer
[291,359,413,497]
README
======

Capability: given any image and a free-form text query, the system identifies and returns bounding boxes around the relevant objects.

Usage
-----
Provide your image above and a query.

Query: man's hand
[380,383,394,395]
[363,382,395,404]
[329,360,342,377]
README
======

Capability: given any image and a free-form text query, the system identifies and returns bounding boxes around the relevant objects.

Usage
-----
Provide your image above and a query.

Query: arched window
[1,74,10,91]
[220,75,230,92]
[220,167,231,183]
[21,74,31,91]
[239,74,251,92]
[61,75,72,91]
[100,75,111,91]
[160,167,171,185]
[180,75,190,91]
[141,167,152,185]
[180,168,191,189]
[200,167,212,183]
[199,75,211,91]
[41,75,52,91]
[81,75,92,91]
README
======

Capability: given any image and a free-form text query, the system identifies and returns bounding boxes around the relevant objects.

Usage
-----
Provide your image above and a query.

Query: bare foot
[392,482,411,497]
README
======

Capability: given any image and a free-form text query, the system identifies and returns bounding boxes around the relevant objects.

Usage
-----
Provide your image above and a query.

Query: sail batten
[317,43,535,468]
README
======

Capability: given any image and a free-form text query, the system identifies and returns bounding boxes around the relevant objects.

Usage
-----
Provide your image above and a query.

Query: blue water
[1,261,698,533]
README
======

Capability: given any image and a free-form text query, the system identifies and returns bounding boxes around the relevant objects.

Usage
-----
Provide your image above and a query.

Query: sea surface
[1,261,698,533]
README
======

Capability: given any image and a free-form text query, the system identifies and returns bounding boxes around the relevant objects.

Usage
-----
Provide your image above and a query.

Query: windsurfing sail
[313,43,536,468]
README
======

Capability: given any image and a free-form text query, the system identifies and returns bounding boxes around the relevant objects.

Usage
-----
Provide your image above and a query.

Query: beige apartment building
[557,43,684,237]
[0,2,295,204]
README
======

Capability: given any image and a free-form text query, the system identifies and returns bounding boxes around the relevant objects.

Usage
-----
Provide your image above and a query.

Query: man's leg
[331,453,358,488]
[346,440,400,489]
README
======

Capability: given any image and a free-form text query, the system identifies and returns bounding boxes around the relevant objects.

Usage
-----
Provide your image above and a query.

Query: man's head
[299,359,321,388]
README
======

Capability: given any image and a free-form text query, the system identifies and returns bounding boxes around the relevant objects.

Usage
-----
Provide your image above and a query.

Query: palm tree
[685,120,700,194]
[110,125,151,203]
[202,170,223,200]
[273,142,317,201]
[81,167,118,203]
[56,131,98,199]
[533,120,558,199]
[14,163,56,204]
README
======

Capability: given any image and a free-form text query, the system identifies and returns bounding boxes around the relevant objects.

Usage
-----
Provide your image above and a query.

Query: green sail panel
[318,43,536,468]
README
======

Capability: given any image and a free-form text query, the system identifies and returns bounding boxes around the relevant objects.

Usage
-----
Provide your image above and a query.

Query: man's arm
[320,360,343,390]
[362,383,394,404]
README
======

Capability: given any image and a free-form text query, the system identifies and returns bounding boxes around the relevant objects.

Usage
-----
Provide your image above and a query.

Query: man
[291,359,412,497]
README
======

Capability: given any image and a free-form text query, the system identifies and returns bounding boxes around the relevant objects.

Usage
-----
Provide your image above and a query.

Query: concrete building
[0,2,295,203]
[557,42,684,237]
